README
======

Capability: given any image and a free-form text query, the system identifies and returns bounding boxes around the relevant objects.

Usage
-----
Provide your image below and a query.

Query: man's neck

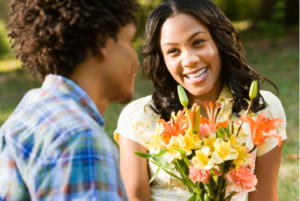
[68,52,109,115]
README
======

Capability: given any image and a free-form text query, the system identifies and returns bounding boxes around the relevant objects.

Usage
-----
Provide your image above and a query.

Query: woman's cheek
[201,46,216,63]
[167,58,181,77]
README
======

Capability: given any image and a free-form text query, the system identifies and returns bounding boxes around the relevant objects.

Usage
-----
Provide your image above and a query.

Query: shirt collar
[42,74,105,127]
[218,84,234,102]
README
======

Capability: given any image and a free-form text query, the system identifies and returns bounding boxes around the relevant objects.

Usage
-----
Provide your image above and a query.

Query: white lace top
[114,85,287,201]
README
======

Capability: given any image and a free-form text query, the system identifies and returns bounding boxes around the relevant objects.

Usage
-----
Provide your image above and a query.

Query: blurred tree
[257,0,286,39]
[136,0,162,38]
[213,0,261,22]
[258,0,299,25]
[284,0,299,25]
[0,0,10,23]
[0,20,11,58]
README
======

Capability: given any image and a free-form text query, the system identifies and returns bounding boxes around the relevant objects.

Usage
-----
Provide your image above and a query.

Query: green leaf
[187,195,197,201]
[204,193,209,201]
[227,121,230,132]
[161,168,182,180]
[135,149,167,159]
[219,127,229,137]
[207,175,218,192]
[151,158,192,187]
[156,149,168,157]
[175,158,190,177]
[149,163,161,183]
[243,98,250,104]
[152,155,175,169]
[216,130,223,139]
[134,152,153,158]
[213,175,218,183]
[172,148,186,156]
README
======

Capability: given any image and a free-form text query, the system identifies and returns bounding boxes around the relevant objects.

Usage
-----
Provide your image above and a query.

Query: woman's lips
[184,67,208,85]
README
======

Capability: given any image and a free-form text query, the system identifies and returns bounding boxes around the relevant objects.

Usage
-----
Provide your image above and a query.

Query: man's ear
[98,45,108,59]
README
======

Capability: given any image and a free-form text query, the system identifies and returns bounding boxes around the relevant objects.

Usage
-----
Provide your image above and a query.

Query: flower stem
[196,189,204,201]
[236,99,253,137]
[249,145,257,153]
[217,176,224,198]
[184,107,193,129]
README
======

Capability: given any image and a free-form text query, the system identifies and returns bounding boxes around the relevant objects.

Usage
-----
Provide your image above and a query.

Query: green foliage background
[0,0,298,200]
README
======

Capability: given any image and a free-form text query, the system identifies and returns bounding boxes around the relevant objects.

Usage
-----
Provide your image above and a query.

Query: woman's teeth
[186,68,207,80]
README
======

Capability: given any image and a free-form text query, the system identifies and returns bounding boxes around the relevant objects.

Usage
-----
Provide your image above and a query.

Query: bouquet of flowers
[135,81,283,201]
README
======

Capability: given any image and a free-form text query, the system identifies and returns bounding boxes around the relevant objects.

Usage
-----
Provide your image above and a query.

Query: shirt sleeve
[0,135,31,201]
[257,91,287,157]
[114,96,158,148]
[27,128,128,201]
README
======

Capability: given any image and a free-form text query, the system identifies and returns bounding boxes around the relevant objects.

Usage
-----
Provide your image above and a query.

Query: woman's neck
[187,80,223,119]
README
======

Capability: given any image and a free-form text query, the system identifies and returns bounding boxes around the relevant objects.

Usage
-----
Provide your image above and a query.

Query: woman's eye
[167,49,179,54]
[193,39,204,46]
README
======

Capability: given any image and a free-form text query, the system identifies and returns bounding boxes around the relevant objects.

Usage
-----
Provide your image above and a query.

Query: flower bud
[249,81,258,99]
[193,106,201,133]
[177,85,189,107]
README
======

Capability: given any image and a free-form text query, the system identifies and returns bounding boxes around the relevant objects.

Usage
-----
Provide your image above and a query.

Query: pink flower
[225,166,257,193]
[198,123,212,139]
[189,165,210,184]
[213,166,222,177]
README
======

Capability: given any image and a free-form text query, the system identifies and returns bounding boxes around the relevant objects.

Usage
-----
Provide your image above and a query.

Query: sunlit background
[0,0,298,200]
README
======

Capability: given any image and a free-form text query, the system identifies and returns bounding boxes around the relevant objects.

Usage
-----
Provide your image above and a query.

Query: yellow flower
[202,133,217,152]
[185,129,202,149]
[163,134,193,162]
[191,146,214,170]
[211,139,238,164]
[232,144,253,170]
[146,133,166,151]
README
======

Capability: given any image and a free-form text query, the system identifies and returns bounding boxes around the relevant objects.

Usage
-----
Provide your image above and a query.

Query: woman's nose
[181,55,200,68]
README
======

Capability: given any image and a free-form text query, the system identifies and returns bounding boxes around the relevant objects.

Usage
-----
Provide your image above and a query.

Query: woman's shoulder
[115,95,160,146]
[259,90,286,126]
[119,95,159,119]
[123,95,153,111]
[117,94,160,131]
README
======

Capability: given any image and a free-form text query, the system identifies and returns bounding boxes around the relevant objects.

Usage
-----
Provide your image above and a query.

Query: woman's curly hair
[7,0,139,79]
[141,0,279,120]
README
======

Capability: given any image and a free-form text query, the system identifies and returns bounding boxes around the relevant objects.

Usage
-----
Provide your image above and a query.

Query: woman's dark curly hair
[7,0,139,79]
[141,0,279,120]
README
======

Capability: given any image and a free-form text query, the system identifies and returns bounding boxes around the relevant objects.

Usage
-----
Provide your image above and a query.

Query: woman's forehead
[160,13,209,44]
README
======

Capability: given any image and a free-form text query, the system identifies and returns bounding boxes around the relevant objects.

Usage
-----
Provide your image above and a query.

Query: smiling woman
[115,0,287,201]
[159,14,222,118]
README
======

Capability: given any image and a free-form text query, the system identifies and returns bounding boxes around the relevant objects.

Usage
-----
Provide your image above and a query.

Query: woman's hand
[248,143,284,201]
[119,135,150,201]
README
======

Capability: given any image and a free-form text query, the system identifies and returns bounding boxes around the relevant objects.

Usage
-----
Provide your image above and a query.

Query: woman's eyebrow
[187,31,205,42]
[161,42,179,48]
[161,31,205,48]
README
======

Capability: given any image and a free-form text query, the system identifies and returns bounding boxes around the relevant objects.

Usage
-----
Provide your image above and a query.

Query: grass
[0,29,298,200]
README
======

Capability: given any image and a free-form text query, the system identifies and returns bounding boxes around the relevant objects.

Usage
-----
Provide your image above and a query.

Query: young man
[0,0,139,200]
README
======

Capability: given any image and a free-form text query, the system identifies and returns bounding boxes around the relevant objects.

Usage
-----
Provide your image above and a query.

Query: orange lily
[199,101,228,133]
[239,113,283,147]
[157,110,189,144]
[200,117,228,133]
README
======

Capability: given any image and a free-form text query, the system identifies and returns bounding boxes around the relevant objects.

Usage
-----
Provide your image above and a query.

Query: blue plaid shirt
[0,74,127,201]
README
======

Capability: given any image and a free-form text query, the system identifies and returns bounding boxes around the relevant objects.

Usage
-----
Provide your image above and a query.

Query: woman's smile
[184,66,208,85]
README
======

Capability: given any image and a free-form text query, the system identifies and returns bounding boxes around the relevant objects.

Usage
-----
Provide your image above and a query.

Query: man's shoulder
[0,87,115,170]
[1,87,100,141]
